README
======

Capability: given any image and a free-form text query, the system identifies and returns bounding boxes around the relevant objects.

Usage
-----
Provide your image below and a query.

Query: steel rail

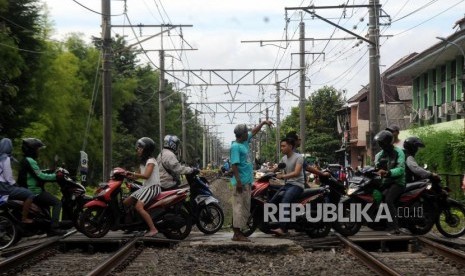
[0,230,76,271]
[336,234,402,276]
[419,236,465,265]
[87,238,140,276]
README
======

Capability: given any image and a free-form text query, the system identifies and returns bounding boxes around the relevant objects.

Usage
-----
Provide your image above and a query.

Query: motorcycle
[145,171,224,235]
[77,168,192,240]
[432,181,465,238]
[184,173,224,234]
[241,164,345,238]
[0,167,90,249]
[333,166,438,236]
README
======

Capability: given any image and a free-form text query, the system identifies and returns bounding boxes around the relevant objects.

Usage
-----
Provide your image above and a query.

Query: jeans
[270,183,303,231]
[383,184,405,230]
[34,191,62,227]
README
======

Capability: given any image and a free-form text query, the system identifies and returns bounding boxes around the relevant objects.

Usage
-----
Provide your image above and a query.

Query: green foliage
[411,127,465,174]
[1,2,208,185]
[280,86,344,163]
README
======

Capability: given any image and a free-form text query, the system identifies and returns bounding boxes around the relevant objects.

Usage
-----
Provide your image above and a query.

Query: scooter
[0,167,90,249]
[77,168,192,240]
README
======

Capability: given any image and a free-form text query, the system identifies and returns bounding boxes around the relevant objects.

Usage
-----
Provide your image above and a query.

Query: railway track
[338,234,465,276]
[0,234,178,276]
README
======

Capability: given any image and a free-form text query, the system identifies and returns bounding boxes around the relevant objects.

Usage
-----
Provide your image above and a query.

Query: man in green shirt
[374,130,405,235]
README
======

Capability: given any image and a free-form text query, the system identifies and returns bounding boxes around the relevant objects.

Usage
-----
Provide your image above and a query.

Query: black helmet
[374,130,393,151]
[403,136,425,156]
[22,138,45,158]
[163,135,180,152]
[136,137,155,163]
[234,124,248,138]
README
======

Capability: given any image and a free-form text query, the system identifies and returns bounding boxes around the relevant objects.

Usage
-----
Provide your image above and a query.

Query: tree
[280,86,344,163]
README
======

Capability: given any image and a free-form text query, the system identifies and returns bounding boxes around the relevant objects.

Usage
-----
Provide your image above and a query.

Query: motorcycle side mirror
[278,163,286,169]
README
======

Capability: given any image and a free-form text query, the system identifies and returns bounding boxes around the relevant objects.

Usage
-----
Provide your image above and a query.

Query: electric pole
[275,82,281,163]
[299,21,306,155]
[181,92,187,162]
[102,0,112,180]
[368,0,381,162]
[159,49,165,152]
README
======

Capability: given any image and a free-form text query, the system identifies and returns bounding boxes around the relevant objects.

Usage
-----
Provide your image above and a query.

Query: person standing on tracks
[374,130,406,235]
[386,125,404,149]
[230,120,273,242]
[124,137,161,237]
[0,138,34,224]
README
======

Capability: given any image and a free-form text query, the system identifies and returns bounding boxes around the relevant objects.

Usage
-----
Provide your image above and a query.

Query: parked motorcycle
[333,166,438,236]
[77,168,192,240]
[241,164,345,238]
[0,167,90,249]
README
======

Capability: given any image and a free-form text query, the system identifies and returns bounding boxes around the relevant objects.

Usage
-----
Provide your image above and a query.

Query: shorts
[131,185,161,205]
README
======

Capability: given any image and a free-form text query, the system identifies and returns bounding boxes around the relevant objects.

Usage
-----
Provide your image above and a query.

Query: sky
[43,0,465,146]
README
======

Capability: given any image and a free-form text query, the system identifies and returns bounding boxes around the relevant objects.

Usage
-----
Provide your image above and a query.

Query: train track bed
[338,233,465,276]
[114,244,372,276]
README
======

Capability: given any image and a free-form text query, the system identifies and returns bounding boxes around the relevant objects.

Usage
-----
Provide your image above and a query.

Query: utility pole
[299,21,306,155]
[159,49,165,152]
[368,0,381,162]
[202,118,207,169]
[275,82,281,163]
[102,0,112,180]
[181,92,187,162]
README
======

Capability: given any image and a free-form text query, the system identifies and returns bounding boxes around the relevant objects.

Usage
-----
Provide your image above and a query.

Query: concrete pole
[102,0,112,180]
[368,0,381,163]
[202,118,206,169]
[158,50,166,152]
[181,93,187,162]
[276,82,281,163]
[299,21,306,155]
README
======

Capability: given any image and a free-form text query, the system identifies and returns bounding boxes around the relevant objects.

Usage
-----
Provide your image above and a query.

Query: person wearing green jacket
[374,130,405,235]
[17,138,66,236]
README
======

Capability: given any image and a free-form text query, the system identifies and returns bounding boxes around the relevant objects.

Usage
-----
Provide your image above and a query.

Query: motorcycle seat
[300,187,325,198]
[404,180,428,193]
[154,190,178,201]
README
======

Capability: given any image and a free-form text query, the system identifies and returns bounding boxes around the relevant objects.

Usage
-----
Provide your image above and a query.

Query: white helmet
[163,135,181,152]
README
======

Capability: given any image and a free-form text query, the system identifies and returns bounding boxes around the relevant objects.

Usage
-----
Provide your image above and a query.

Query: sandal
[231,235,251,242]
[270,228,285,237]
[144,231,159,237]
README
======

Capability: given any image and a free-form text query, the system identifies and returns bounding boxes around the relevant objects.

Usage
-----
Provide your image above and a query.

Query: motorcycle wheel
[406,204,435,235]
[0,215,20,250]
[241,212,259,237]
[78,206,111,238]
[436,203,465,238]
[306,223,331,238]
[332,202,362,236]
[196,203,224,235]
[163,208,192,240]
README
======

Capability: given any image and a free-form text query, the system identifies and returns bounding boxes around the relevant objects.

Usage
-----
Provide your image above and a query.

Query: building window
[451,83,456,101]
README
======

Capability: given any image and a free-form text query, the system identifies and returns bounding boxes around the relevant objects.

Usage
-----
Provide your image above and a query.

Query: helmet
[22,138,45,158]
[136,137,155,154]
[374,130,393,151]
[163,135,180,152]
[234,124,248,138]
[403,136,425,156]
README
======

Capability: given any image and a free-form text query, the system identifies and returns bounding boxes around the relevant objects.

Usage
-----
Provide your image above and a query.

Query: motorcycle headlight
[347,187,357,195]
[426,183,432,190]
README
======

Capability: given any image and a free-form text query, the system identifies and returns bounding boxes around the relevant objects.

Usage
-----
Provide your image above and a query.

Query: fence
[438,173,465,201]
